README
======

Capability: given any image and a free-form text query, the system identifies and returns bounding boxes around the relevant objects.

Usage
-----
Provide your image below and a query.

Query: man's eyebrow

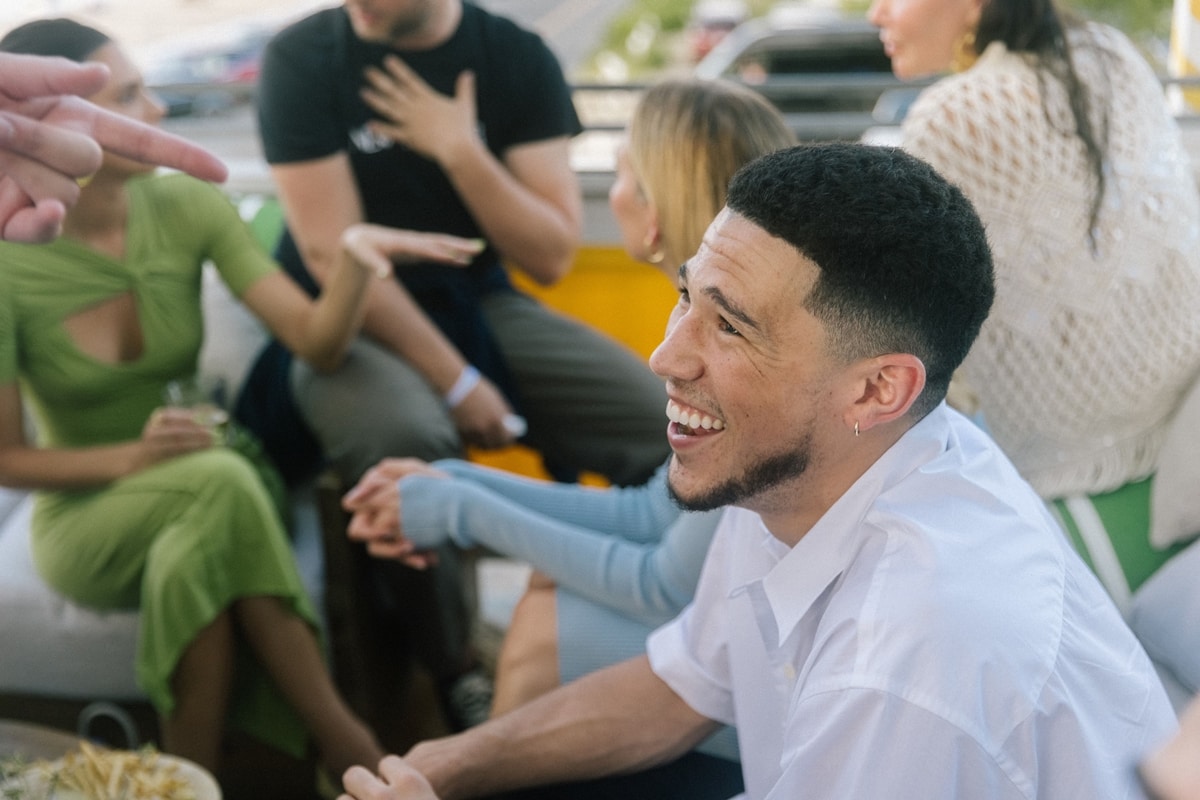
[680,260,762,333]
[705,285,762,334]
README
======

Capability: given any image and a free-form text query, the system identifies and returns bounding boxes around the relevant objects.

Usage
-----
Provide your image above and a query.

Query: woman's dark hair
[0,17,111,62]
[974,0,1109,248]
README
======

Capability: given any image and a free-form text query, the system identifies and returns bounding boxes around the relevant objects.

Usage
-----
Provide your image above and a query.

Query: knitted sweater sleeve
[397,460,720,623]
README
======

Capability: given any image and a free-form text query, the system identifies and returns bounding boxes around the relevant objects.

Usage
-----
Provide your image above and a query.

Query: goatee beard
[668,435,811,512]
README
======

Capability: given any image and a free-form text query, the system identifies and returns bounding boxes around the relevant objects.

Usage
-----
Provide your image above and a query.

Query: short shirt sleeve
[646,516,740,726]
[476,18,582,151]
[257,9,348,165]
[141,174,279,296]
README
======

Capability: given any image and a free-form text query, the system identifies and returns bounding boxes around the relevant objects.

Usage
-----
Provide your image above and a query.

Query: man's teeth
[666,401,725,431]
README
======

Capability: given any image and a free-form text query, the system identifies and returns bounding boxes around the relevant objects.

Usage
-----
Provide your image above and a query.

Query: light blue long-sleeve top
[400,459,719,628]
[399,458,739,761]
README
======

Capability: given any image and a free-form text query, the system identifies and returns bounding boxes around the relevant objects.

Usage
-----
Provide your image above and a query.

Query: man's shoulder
[269,6,343,52]
[132,171,222,206]
[462,1,551,49]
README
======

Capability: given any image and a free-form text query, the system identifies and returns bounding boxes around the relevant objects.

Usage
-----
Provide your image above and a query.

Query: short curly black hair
[726,143,994,419]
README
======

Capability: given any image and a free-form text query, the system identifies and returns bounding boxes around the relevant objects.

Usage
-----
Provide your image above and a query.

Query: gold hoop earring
[951,30,977,73]
[644,232,665,265]
[854,420,860,438]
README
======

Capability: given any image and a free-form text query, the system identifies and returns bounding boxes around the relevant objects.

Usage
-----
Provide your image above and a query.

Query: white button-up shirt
[648,405,1176,799]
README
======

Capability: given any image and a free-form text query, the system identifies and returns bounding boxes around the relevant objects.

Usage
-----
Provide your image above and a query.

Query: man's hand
[340,755,440,800]
[342,458,448,568]
[361,56,480,166]
[449,375,521,450]
[0,53,227,243]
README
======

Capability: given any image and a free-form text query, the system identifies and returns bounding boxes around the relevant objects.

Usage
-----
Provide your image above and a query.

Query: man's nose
[649,310,701,383]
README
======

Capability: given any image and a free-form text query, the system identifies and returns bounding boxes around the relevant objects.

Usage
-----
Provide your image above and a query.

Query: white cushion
[197,262,269,408]
[0,494,143,699]
[1150,372,1200,548]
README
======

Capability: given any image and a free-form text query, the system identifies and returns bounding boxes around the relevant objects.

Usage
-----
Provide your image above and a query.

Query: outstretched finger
[86,104,228,183]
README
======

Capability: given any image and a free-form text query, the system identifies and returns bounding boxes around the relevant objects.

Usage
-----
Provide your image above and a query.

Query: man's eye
[718,317,740,336]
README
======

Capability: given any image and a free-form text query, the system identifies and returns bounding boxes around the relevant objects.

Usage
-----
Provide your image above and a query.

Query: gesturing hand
[361,55,480,166]
[340,223,484,279]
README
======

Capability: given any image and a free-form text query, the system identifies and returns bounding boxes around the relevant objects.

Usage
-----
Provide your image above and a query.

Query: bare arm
[239,224,483,372]
[397,656,716,800]
[361,60,581,285]
[0,382,215,490]
[270,154,517,447]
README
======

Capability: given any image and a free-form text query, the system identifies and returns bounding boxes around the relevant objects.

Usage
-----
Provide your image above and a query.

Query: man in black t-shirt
[256,0,667,487]
[253,0,670,738]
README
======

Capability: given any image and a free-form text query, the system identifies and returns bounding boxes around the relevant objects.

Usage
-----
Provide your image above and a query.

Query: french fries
[34,741,198,800]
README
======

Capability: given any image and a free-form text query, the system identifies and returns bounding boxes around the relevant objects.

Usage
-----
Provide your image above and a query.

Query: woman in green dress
[0,17,483,782]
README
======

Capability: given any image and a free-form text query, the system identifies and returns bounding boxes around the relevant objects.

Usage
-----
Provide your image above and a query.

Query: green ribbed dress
[0,173,315,756]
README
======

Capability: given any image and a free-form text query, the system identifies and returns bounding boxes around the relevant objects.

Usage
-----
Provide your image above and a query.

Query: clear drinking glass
[162,377,231,445]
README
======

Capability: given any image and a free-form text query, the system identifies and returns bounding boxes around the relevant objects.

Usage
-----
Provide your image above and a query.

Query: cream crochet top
[903,23,1200,499]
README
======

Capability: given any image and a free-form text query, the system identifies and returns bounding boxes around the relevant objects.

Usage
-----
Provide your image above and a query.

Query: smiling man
[341,143,1178,800]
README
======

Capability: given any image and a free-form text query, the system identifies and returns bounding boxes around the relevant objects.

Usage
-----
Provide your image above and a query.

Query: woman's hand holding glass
[135,405,220,472]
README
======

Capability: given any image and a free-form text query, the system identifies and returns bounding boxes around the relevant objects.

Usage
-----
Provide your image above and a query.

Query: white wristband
[444,365,481,409]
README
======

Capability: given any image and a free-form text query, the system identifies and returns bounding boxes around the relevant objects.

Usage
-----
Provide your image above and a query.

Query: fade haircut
[725,143,994,419]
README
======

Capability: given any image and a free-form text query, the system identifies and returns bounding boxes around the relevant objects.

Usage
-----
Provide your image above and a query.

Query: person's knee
[292,348,463,481]
[328,421,462,485]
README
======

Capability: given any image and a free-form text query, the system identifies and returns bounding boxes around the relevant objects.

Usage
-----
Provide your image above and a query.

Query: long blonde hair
[627,78,797,271]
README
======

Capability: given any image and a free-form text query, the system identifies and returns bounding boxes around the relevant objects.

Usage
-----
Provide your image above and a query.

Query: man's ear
[844,354,927,434]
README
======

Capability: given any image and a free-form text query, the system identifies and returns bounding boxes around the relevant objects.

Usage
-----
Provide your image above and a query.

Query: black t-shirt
[257,2,582,284]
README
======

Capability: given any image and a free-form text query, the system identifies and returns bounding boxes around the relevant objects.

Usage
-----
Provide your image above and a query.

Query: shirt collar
[756,405,955,646]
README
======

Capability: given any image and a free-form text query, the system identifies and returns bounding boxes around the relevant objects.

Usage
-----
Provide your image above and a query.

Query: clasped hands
[342,458,449,569]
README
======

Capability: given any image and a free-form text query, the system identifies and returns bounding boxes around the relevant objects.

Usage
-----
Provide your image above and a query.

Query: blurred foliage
[585,0,1176,79]
[1068,0,1173,41]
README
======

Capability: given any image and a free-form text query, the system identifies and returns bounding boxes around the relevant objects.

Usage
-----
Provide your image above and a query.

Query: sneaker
[446,668,495,730]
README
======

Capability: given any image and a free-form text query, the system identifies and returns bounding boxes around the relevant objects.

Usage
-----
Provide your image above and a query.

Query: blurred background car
[142,23,274,117]
[694,0,902,140]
